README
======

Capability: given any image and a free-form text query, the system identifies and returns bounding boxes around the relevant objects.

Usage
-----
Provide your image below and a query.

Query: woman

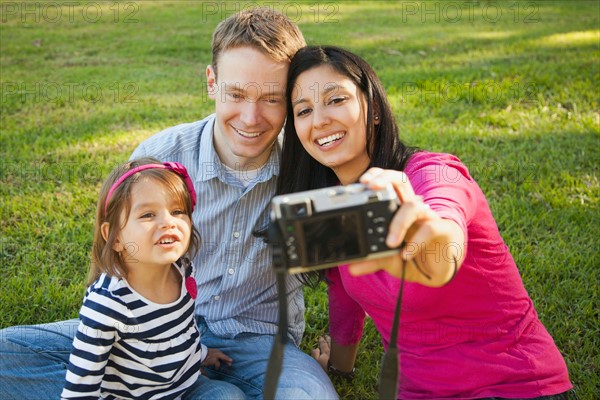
[279,46,573,399]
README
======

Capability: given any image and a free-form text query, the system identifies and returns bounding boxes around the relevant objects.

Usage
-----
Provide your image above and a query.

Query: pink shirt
[327,152,572,399]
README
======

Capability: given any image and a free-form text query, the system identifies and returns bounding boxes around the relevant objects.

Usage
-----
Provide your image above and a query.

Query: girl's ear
[101,222,122,252]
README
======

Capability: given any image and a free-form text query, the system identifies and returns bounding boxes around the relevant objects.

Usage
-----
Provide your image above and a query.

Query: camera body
[269,183,400,274]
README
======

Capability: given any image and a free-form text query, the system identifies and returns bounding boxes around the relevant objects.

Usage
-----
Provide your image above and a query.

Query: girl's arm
[201,347,233,369]
[61,301,116,399]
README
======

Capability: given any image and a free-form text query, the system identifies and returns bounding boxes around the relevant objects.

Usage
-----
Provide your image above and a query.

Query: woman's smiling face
[291,65,371,185]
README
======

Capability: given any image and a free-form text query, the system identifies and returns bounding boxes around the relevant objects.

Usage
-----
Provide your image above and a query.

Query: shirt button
[228,268,235,275]
[213,295,221,301]
[233,231,240,238]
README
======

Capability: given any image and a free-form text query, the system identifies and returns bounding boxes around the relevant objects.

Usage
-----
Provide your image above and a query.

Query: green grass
[1,1,598,398]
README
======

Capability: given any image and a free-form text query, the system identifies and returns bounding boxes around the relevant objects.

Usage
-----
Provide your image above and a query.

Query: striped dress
[61,260,206,400]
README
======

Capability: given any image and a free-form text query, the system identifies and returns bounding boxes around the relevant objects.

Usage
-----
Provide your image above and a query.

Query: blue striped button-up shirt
[130,114,305,345]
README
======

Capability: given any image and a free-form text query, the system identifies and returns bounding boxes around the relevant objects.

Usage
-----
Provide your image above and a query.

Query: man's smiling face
[207,46,289,170]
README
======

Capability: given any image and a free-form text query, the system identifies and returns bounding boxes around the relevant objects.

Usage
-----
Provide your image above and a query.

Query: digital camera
[269,183,400,274]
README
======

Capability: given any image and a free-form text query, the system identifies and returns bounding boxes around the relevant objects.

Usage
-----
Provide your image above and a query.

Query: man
[0,8,338,400]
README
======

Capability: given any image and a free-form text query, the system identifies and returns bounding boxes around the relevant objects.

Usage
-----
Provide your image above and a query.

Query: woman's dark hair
[278,45,419,196]
[276,46,419,285]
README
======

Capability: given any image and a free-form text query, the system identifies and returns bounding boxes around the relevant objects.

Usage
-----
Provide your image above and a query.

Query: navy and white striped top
[130,114,305,345]
[61,260,206,400]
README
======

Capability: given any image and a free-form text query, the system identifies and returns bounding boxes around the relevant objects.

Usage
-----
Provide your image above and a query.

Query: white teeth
[317,133,345,146]
[159,238,175,244]
[236,128,262,138]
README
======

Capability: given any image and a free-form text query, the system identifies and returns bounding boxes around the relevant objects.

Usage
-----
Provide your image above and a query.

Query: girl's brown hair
[88,157,200,286]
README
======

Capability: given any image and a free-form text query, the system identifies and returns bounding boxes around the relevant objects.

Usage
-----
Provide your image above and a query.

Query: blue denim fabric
[197,318,338,400]
[0,319,248,400]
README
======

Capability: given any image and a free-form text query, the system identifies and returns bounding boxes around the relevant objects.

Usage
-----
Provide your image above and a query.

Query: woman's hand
[348,168,465,286]
[310,335,330,372]
[201,348,233,370]
[311,335,359,376]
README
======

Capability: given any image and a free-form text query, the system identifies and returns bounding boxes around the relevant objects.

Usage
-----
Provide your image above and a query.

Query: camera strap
[263,222,410,399]
[378,263,405,399]
[263,269,288,399]
[263,223,289,399]
[263,265,405,400]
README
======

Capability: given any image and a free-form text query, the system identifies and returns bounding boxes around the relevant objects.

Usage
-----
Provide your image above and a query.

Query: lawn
[1,1,598,398]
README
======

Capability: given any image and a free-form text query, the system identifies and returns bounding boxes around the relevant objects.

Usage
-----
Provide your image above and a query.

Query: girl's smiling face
[291,65,371,185]
[106,177,192,272]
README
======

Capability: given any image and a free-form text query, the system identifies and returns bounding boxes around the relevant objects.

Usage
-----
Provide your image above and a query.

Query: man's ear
[206,65,217,100]
[101,222,122,252]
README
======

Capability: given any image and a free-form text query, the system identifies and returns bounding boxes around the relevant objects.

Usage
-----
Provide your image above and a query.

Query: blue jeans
[0,319,246,400]
[197,318,338,400]
[1,318,338,400]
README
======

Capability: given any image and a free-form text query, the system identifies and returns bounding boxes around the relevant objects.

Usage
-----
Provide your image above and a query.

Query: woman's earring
[374,115,380,120]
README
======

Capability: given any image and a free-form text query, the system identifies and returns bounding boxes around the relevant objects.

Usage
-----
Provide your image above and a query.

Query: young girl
[280,46,574,399]
[61,158,244,400]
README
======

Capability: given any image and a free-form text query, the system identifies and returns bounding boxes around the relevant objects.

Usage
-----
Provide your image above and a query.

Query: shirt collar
[197,114,220,182]
[197,114,281,184]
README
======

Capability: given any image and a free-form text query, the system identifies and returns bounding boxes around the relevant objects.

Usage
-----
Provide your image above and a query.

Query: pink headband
[104,162,197,214]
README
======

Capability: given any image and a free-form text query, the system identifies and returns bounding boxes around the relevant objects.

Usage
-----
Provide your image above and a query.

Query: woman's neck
[334,158,370,185]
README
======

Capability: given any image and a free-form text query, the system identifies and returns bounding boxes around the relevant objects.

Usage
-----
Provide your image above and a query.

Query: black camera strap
[378,263,405,400]
[263,269,288,400]
[263,223,289,400]
[263,265,405,400]
[263,223,408,399]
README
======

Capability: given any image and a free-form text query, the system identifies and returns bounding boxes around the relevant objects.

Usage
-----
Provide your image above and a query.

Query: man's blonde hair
[211,7,306,77]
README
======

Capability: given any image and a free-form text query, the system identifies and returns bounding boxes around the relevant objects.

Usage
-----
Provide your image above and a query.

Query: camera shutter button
[346,183,364,194]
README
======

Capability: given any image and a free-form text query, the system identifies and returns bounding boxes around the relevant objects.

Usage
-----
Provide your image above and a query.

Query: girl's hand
[349,168,465,286]
[201,348,233,370]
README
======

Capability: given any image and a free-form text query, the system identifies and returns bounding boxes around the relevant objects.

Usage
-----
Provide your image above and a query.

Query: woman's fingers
[360,167,416,203]
[347,254,403,278]
[347,259,384,276]
[386,198,436,248]
[310,348,321,359]
[311,336,331,371]
[319,335,331,354]
[360,167,437,247]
